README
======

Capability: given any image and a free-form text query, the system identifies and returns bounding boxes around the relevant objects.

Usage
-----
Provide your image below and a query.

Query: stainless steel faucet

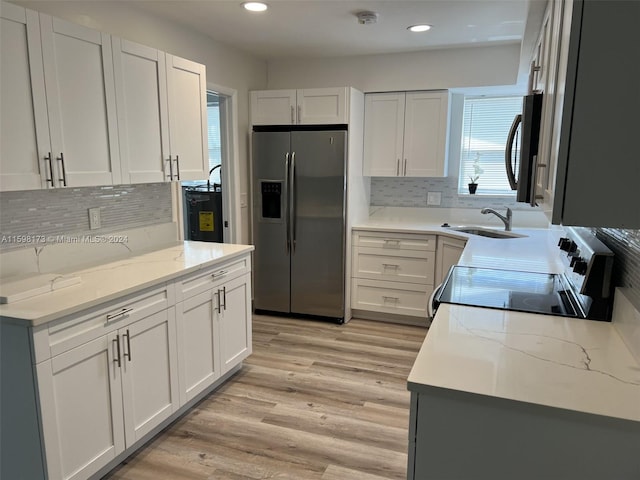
[481,207,512,231]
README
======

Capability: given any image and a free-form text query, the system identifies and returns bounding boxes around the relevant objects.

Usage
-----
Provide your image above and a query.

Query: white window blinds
[458,96,522,195]
[207,93,222,184]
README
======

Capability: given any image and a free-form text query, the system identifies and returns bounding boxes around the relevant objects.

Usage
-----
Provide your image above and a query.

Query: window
[458,96,522,195]
[207,91,222,185]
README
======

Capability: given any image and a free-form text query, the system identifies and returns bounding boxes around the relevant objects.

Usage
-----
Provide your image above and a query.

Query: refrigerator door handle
[284,152,291,253]
[290,151,296,252]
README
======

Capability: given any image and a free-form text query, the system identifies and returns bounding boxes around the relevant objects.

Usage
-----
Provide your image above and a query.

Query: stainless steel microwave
[505,93,543,205]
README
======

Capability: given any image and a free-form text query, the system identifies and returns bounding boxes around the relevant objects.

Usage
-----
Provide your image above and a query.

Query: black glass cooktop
[436,266,581,318]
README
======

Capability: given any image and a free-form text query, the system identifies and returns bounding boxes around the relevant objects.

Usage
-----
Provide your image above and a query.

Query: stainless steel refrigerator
[252,127,347,322]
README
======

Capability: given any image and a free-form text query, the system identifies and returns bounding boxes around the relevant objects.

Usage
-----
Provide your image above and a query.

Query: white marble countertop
[0,242,254,326]
[353,213,565,274]
[408,304,640,422]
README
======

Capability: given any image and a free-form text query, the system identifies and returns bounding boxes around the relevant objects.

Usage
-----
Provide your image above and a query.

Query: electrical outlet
[88,208,101,230]
[427,191,442,206]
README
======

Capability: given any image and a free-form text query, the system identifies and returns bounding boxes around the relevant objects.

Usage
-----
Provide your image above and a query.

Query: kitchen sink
[449,226,527,239]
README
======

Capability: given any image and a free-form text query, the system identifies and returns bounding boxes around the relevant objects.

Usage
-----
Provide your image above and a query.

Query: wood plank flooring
[104,314,427,480]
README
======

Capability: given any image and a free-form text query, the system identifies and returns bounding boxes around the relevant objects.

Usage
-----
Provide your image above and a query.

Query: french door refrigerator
[252,126,347,322]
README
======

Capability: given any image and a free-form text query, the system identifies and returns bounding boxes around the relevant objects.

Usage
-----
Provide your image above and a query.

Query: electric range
[434,227,614,321]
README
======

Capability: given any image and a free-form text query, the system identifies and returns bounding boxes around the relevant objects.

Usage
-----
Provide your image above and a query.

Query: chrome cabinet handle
[113,335,121,367]
[45,152,55,186]
[382,296,399,302]
[383,239,400,247]
[167,155,174,180]
[284,152,290,253]
[222,286,227,311]
[56,153,67,186]
[216,290,222,314]
[106,307,133,321]
[396,159,400,176]
[403,159,407,176]
[297,105,301,124]
[175,155,180,180]
[290,106,295,124]
[123,329,132,362]
[382,263,400,269]
[211,269,228,278]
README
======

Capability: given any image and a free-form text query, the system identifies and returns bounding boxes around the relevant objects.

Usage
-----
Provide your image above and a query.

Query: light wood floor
[104,314,427,480]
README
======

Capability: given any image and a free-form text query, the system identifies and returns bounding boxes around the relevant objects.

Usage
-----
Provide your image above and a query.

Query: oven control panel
[558,227,613,299]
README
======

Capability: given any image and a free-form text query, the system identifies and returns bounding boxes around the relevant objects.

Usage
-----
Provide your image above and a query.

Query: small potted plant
[468,154,484,194]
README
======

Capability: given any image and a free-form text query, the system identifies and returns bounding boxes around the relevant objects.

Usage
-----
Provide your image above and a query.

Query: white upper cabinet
[362,93,405,177]
[403,92,450,177]
[0,3,49,191]
[251,87,349,125]
[536,0,639,228]
[112,38,170,184]
[40,14,121,187]
[1,3,209,191]
[166,54,208,181]
[364,90,449,177]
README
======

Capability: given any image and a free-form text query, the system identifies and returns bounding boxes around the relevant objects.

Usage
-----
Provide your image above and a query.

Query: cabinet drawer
[175,255,250,302]
[351,278,432,318]
[353,248,435,285]
[353,231,435,252]
[33,283,174,363]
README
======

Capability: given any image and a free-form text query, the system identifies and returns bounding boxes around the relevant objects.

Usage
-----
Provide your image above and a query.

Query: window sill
[457,192,516,198]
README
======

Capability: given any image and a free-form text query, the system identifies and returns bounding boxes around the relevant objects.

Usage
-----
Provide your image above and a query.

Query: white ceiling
[127,0,532,60]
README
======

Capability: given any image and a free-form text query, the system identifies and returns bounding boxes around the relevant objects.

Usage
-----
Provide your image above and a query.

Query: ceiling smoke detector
[355,11,378,25]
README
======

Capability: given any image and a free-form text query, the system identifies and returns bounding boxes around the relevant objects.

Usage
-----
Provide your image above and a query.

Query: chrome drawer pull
[382,263,400,269]
[106,307,133,321]
[383,239,400,246]
[382,296,399,302]
[211,269,228,278]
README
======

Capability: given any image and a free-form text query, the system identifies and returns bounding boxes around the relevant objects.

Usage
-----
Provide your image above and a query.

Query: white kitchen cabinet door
[120,308,179,448]
[434,236,466,286]
[363,93,405,176]
[250,88,348,125]
[297,87,348,124]
[36,334,125,480]
[250,89,297,125]
[218,274,252,374]
[0,3,50,191]
[403,91,449,177]
[112,38,170,184]
[39,14,121,187]
[166,54,208,181]
[175,289,220,405]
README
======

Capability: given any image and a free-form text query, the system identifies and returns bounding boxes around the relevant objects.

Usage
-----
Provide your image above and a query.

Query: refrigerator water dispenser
[260,181,282,219]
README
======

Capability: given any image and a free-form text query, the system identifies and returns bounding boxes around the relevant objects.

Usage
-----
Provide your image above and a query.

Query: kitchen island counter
[0,241,254,326]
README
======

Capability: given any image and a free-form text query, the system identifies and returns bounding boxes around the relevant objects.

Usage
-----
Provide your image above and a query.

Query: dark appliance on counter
[252,125,347,322]
[433,227,614,321]
[184,185,223,243]
[505,93,543,205]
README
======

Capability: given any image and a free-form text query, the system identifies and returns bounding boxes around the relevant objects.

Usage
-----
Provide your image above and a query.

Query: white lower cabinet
[5,252,253,480]
[434,236,466,287]
[218,274,252,374]
[37,307,179,480]
[176,272,252,404]
[36,334,125,480]
[351,230,436,319]
[176,289,220,404]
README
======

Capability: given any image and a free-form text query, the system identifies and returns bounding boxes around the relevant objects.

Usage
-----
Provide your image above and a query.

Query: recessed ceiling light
[408,24,432,33]
[242,2,268,12]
